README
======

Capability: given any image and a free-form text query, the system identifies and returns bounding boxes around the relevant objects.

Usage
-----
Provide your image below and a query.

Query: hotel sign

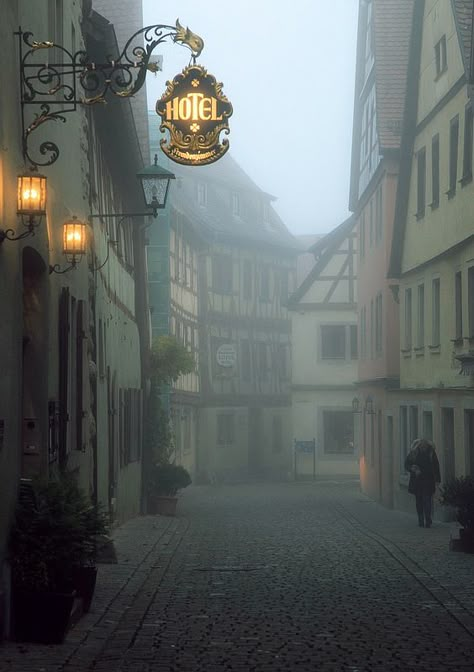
[156,64,233,166]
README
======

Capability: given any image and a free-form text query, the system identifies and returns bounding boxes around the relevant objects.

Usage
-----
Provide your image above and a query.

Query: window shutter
[58,287,70,467]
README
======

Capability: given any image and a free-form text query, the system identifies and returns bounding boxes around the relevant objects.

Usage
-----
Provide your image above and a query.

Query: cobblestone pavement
[1,481,474,672]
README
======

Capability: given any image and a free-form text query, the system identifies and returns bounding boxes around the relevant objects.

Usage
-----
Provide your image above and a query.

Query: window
[243,260,252,299]
[360,308,366,359]
[455,271,463,340]
[260,267,270,300]
[232,192,240,216]
[370,299,375,359]
[350,325,358,359]
[375,293,382,355]
[360,213,366,260]
[323,411,354,454]
[409,406,419,447]
[369,198,374,247]
[468,267,474,338]
[399,406,408,470]
[217,414,234,445]
[257,342,268,380]
[404,288,412,349]
[241,340,251,381]
[197,182,207,207]
[423,410,433,441]
[212,255,233,294]
[278,344,289,380]
[416,284,425,348]
[279,269,289,303]
[448,116,459,198]
[359,84,379,194]
[432,278,440,346]
[375,185,383,244]
[431,134,440,208]
[462,105,473,185]
[435,35,447,77]
[416,147,426,218]
[321,325,346,359]
[272,416,283,453]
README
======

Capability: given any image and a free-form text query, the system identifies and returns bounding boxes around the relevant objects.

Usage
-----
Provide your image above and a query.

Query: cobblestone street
[1,481,474,672]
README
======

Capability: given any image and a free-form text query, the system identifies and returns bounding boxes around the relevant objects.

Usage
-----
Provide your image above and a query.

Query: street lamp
[137,155,176,217]
[49,216,87,274]
[0,171,47,244]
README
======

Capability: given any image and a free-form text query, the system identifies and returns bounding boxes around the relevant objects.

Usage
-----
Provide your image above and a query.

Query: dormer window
[197,182,207,207]
[232,192,240,217]
[435,35,447,78]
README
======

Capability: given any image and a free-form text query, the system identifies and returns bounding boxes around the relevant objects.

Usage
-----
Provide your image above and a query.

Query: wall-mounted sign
[156,64,233,166]
[216,344,236,368]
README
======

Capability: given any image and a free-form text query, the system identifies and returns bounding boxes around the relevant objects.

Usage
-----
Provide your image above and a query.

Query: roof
[373,0,414,150]
[287,216,356,306]
[452,0,474,77]
[166,154,300,253]
[349,0,414,209]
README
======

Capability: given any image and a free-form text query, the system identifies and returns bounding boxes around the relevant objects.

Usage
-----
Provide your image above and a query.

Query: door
[464,410,474,476]
[386,415,394,508]
[441,408,455,483]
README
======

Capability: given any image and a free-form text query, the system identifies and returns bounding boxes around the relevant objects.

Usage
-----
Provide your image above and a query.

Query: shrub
[440,476,474,530]
[148,463,191,497]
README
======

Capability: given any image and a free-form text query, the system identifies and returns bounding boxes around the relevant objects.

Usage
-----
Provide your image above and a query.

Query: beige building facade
[289,218,359,478]
[388,0,474,514]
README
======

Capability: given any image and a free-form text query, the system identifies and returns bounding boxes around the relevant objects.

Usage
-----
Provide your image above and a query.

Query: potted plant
[147,463,191,516]
[9,474,109,642]
[439,476,474,553]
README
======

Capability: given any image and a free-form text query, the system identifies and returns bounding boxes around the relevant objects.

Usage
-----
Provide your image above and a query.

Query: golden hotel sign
[156,64,233,166]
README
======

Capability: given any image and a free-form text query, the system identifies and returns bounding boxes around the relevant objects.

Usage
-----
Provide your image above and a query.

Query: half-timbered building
[288,217,359,477]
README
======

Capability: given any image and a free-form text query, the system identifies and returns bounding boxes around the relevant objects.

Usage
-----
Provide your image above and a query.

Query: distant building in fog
[288,218,359,478]
[148,112,300,482]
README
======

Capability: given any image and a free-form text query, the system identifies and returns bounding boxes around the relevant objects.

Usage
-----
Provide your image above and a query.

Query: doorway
[441,408,455,482]
[464,410,474,476]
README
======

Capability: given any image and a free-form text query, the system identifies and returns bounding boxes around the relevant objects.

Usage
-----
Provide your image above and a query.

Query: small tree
[144,336,195,465]
[149,335,195,385]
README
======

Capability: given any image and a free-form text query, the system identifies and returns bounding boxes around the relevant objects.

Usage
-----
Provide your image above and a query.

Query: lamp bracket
[49,261,77,275]
[0,227,35,244]
[17,20,204,168]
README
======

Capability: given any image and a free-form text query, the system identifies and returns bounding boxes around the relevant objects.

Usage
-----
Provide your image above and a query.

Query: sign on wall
[156,64,233,166]
[216,344,237,368]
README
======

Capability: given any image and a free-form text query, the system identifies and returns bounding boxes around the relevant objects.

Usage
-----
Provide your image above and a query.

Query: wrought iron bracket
[16,20,204,168]
[0,216,39,244]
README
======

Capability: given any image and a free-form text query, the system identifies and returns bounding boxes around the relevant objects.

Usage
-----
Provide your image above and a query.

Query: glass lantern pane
[142,177,168,207]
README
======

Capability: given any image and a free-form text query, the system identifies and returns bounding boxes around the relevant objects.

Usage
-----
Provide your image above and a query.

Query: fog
[143,0,359,236]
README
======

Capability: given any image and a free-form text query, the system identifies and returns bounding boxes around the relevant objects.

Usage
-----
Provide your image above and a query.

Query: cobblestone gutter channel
[1,483,474,672]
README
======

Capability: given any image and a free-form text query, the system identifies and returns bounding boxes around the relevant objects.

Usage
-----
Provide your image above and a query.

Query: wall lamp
[0,172,47,244]
[352,397,362,414]
[365,395,376,415]
[49,216,87,274]
[89,155,175,222]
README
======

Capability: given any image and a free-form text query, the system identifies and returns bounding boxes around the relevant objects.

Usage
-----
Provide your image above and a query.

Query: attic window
[197,182,207,207]
[232,193,240,217]
[435,35,447,78]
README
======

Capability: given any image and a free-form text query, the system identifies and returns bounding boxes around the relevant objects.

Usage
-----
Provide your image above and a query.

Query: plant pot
[459,528,474,553]
[148,494,178,517]
[11,588,75,644]
[72,566,98,613]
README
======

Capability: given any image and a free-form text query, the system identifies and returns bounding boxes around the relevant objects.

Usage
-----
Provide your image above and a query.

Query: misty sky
[143,0,359,236]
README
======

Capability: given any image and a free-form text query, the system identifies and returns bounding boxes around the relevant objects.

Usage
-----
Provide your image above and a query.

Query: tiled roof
[168,154,299,252]
[452,0,473,76]
[373,0,414,150]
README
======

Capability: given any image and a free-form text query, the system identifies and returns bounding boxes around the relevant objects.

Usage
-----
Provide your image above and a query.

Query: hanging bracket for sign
[16,20,205,168]
[156,64,233,166]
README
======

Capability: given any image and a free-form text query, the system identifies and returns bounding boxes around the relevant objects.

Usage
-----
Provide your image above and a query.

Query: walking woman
[405,439,441,528]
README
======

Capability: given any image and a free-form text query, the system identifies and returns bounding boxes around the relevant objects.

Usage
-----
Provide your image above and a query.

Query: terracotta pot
[11,588,75,644]
[148,494,178,516]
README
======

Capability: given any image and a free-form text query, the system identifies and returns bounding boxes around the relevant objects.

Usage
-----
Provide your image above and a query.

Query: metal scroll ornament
[156,65,233,166]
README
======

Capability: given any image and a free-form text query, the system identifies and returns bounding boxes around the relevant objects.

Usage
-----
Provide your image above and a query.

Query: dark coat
[405,445,441,496]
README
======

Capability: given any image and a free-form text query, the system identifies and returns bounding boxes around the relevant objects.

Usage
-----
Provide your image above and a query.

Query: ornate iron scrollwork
[17,20,204,168]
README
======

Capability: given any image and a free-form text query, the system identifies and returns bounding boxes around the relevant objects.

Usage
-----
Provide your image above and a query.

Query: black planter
[11,588,75,644]
[72,566,98,613]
